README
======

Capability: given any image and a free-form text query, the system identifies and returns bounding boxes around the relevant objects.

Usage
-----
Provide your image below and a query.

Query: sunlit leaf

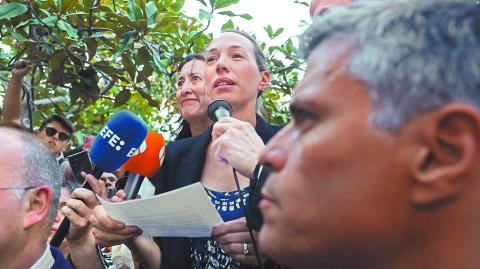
[264,25,273,38]
[273,28,284,38]
[172,0,185,12]
[197,0,207,6]
[218,11,252,20]
[199,9,213,20]
[213,0,240,9]
[145,1,157,25]
[221,19,234,31]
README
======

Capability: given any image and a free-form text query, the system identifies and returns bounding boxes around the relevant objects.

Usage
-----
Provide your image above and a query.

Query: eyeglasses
[45,127,70,141]
[0,186,37,191]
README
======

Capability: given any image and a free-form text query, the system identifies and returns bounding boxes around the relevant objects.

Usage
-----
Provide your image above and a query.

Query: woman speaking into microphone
[89,30,282,269]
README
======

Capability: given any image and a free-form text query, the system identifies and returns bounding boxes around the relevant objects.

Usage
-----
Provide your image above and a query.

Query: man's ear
[23,185,52,228]
[411,104,480,206]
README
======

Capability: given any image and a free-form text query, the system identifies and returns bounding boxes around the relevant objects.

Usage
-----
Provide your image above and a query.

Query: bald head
[310,0,355,16]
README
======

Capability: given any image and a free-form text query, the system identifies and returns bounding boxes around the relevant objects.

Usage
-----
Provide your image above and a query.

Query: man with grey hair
[258,0,480,269]
[0,127,73,268]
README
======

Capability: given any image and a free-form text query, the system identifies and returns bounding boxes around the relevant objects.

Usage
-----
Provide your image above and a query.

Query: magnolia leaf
[199,9,213,20]
[197,0,207,6]
[218,11,252,20]
[114,89,132,107]
[57,20,78,39]
[172,0,185,12]
[221,19,234,31]
[61,0,77,12]
[213,0,240,9]
[145,1,157,25]
[264,25,274,38]
[86,38,98,61]
[116,30,138,56]
[0,3,28,20]
[273,28,284,38]
[127,0,143,21]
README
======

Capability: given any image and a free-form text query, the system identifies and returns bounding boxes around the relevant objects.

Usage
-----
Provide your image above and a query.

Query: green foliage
[0,0,302,145]
[0,3,28,20]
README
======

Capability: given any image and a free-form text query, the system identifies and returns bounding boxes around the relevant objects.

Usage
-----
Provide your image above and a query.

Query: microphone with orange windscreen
[122,130,165,199]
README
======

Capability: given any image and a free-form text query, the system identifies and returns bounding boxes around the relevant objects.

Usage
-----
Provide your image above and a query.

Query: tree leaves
[114,89,132,107]
[221,19,234,31]
[145,1,158,25]
[116,30,138,56]
[0,0,296,141]
[199,9,213,20]
[213,0,240,9]
[218,11,252,20]
[127,0,143,21]
[57,20,78,39]
[0,3,28,20]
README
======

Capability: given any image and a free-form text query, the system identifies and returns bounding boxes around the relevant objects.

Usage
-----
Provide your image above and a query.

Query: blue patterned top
[191,186,250,269]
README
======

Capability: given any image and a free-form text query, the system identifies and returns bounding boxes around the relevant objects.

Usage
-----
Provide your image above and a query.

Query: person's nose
[215,55,230,74]
[180,85,194,96]
[258,123,293,172]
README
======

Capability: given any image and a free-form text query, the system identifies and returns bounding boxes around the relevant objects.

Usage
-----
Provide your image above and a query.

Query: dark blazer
[153,114,282,269]
[50,247,74,269]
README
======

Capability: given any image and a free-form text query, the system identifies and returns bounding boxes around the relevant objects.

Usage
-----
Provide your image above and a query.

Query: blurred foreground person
[0,127,72,268]
[259,1,480,269]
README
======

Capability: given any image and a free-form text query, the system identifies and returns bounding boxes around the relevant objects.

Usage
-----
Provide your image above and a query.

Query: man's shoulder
[50,247,74,269]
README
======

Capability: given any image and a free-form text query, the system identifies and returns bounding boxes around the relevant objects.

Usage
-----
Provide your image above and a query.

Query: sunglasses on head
[45,127,70,141]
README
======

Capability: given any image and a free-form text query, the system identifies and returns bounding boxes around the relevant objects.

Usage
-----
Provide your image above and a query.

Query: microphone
[122,131,165,200]
[207,99,233,122]
[50,110,148,247]
[208,99,262,265]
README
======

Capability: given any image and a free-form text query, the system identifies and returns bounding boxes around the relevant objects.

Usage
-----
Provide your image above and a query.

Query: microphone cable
[232,168,263,267]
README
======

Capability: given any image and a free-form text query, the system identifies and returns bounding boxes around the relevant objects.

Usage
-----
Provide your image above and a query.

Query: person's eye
[177,80,184,88]
[232,52,244,59]
[290,105,317,132]
[192,75,202,81]
[206,55,218,63]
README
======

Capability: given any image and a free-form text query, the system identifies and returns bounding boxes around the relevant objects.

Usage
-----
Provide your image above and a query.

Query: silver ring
[243,242,249,256]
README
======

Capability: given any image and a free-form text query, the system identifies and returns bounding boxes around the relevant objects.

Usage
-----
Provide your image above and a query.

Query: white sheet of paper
[98,182,224,237]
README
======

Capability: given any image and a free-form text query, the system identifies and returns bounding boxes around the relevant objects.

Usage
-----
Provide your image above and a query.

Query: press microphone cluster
[50,110,149,247]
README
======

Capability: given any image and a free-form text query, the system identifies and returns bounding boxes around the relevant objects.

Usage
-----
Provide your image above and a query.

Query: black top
[152,114,282,269]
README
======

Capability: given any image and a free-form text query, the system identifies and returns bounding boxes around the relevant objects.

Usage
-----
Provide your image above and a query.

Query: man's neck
[373,205,480,269]
[0,239,46,269]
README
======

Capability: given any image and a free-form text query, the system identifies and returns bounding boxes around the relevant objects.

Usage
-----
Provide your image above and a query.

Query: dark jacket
[153,114,282,269]
[51,247,74,269]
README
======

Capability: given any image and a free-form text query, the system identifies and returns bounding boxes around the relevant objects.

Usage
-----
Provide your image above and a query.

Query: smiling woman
[174,54,212,140]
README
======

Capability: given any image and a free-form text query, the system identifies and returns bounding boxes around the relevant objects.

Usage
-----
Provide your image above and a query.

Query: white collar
[56,152,65,162]
[29,244,55,269]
